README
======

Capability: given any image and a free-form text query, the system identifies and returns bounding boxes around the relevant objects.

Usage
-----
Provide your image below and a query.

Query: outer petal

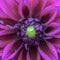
[0,0,20,20]
[18,0,30,18]
[0,40,13,48]
[18,49,27,60]
[38,41,58,60]
[29,47,37,60]
[2,40,22,60]
[49,38,60,54]
[18,0,48,18]
[32,0,47,18]
[40,5,57,25]
[0,29,16,36]
[0,8,10,19]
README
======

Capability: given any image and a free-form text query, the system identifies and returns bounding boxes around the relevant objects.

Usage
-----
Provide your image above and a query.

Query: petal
[7,44,23,60]
[29,47,37,60]
[0,29,16,36]
[32,0,47,18]
[2,40,22,60]
[53,7,60,23]
[40,5,57,25]
[0,24,8,30]
[2,40,16,60]
[0,8,10,18]
[18,50,23,60]
[49,38,60,54]
[38,41,58,60]
[0,0,20,20]
[18,0,30,18]
[0,19,18,26]
[37,51,41,60]
[18,49,27,60]
[46,28,60,36]
[26,52,30,60]
[0,33,16,41]
[0,40,12,48]
[49,22,60,27]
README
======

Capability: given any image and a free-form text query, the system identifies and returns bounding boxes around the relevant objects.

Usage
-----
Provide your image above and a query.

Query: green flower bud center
[26,25,36,38]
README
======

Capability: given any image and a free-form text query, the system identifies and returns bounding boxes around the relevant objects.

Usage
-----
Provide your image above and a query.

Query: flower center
[16,18,46,50]
[26,25,36,38]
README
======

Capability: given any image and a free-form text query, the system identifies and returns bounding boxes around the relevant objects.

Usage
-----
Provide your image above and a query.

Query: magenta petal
[40,5,57,25]
[0,24,8,30]
[0,40,12,48]
[26,52,30,60]
[29,47,37,60]
[7,44,22,60]
[0,8,10,18]
[46,28,60,36]
[18,50,23,60]
[50,38,60,54]
[2,40,16,60]
[37,51,41,60]
[0,29,16,36]
[0,0,19,20]
[18,49,27,60]
[18,0,30,18]
[49,22,60,27]
[38,47,51,60]
[32,0,47,18]
[38,41,58,60]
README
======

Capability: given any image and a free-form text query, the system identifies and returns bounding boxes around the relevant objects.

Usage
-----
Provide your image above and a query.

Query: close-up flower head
[0,0,60,60]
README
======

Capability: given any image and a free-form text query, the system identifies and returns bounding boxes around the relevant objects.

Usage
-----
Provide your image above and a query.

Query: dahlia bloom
[0,0,60,60]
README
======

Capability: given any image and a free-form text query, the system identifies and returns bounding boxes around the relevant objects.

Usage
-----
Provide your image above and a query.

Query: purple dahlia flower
[0,0,60,60]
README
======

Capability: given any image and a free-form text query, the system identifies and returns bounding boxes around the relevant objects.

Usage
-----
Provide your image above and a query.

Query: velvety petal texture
[0,0,60,60]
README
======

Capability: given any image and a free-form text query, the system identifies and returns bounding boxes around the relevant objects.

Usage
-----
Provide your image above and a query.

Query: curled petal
[18,0,30,18]
[38,41,58,60]
[49,22,60,27]
[40,5,57,25]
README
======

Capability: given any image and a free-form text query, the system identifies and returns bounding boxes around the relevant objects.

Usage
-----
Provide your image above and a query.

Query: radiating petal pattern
[0,0,60,60]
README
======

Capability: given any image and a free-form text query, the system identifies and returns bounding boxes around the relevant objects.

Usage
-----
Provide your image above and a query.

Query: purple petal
[2,40,16,60]
[26,52,30,60]
[40,5,57,25]
[46,28,60,36]
[38,41,58,60]
[18,0,30,18]
[0,0,19,20]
